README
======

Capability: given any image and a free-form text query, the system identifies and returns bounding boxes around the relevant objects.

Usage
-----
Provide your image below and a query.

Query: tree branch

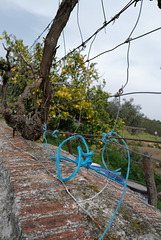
[2,43,11,66]
[19,54,37,79]
[16,77,43,114]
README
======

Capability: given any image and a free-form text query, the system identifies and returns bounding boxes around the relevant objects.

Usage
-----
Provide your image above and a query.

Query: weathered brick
[0,120,161,239]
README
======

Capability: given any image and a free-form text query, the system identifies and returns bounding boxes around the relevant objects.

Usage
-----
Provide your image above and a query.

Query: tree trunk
[0,60,11,109]
[3,0,78,140]
[40,0,78,124]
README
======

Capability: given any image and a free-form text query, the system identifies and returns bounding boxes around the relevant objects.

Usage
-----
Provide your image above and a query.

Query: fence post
[65,132,73,155]
[142,151,157,208]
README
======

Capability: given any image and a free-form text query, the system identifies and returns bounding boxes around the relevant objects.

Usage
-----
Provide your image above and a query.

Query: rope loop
[42,123,56,159]
[57,134,93,181]
[75,146,94,169]
[102,129,114,144]
[52,130,59,138]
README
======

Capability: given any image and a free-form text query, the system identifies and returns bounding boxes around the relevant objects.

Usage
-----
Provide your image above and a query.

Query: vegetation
[0,32,124,137]
[108,98,161,137]
[0,0,79,140]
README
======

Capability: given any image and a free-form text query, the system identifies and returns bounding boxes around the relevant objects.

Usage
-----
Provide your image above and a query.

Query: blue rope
[56,129,130,239]
[52,130,59,138]
[56,134,94,181]
[42,124,57,160]
[42,126,130,238]
[99,130,130,239]
[101,131,121,175]
[90,165,124,185]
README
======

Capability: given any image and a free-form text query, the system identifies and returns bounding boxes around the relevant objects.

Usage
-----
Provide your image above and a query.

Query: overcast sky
[0,0,161,122]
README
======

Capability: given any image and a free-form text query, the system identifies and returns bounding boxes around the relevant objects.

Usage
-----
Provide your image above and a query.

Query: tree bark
[0,51,11,109]
[40,0,78,124]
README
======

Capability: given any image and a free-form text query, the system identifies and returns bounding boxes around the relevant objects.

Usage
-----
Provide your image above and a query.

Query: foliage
[0,31,43,113]
[154,173,161,192]
[48,51,124,134]
[0,32,124,137]
[141,117,161,137]
[108,98,144,130]
[108,97,161,137]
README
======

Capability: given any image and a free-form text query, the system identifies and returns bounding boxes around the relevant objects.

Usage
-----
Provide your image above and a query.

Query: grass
[121,129,161,144]
[157,201,161,210]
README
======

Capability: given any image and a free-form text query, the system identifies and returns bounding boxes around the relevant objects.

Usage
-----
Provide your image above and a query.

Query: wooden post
[142,151,157,207]
[65,132,73,155]
[13,128,16,138]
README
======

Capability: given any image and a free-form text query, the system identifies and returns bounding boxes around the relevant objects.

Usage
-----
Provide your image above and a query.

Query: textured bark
[3,109,42,140]
[40,0,78,123]
[0,58,11,109]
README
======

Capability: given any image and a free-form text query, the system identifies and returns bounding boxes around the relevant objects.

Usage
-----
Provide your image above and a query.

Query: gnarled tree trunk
[3,0,78,140]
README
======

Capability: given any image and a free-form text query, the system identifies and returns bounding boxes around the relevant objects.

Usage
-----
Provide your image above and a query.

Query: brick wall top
[0,119,161,240]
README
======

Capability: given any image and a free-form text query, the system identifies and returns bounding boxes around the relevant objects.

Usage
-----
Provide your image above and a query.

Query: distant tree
[108,98,161,137]
[119,98,144,127]
[141,118,161,137]
[108,98,144,128]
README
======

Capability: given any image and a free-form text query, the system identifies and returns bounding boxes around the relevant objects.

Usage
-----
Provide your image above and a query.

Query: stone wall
[0,119,161,240]
[0,157,22,239]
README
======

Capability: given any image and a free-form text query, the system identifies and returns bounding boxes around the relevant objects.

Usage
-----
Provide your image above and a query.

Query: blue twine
[90,165,124,185]
[56,135,94,181]
[42,126,130,238]
[56,131,123,182]
[42,123,56,160]
[56,129,130,239]
[102,133,119,172]
[99,130,130,240]
[52,130,59,138]
[102,130,114,144]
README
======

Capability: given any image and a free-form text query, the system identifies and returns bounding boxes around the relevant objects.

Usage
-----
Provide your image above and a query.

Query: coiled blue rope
[56,130,130,239]
[42,126,125,184]
[42,126,130,238]
[56,134,94,181]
